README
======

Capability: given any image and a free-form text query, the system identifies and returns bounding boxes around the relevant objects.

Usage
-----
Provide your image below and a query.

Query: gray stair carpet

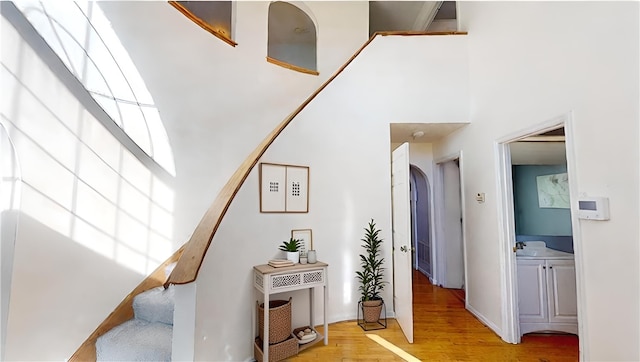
[96,285,174,361]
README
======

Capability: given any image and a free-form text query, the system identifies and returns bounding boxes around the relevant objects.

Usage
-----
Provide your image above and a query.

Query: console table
[253,262,328,361]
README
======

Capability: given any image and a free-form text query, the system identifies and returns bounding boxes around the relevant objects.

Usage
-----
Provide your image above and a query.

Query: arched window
[169,1,236,47]
[267,2,318,75]
[15,0,175,176]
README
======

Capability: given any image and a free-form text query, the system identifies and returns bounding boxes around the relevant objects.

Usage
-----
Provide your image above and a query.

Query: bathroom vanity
[516,241,578,336]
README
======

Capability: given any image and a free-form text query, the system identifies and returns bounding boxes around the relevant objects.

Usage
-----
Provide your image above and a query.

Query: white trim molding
[494,112,587,359]
[493,112,586,357]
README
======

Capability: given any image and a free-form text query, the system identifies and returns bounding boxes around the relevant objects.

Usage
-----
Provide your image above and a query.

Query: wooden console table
[253,262,328,361]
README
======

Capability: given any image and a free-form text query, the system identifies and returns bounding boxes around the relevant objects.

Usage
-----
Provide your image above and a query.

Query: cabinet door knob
[543,266,546,269]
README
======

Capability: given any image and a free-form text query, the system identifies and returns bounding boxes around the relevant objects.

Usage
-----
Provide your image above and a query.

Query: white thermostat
[577,197,610,220]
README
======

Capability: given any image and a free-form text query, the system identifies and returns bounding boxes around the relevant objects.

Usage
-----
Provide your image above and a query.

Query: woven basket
[258,298,292,344]
[254,335,298,362]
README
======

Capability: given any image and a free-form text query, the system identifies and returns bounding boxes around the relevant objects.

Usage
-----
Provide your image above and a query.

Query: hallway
[289,270,578,361]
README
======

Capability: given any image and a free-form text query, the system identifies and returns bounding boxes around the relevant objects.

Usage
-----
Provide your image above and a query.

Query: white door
[391,142,413,343]
[443,161,464,289]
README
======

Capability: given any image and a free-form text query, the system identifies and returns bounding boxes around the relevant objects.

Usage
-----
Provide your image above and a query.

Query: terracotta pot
[362,300,383,323]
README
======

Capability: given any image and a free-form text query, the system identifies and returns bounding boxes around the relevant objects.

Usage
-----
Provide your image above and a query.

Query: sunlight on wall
[1,124,21,213]
[342,191,355,305]
[1,8,175,275]
[15,0,175,176]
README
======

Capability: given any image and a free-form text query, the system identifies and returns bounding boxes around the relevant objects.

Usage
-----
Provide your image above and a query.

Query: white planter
[286,251,299,264]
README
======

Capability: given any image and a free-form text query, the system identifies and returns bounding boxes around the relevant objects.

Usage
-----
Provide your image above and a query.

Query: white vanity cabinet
[517,257,578,335]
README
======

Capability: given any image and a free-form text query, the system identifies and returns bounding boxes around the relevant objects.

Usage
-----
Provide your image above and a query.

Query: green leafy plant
[355,219,386,302]
[279,238,302,252]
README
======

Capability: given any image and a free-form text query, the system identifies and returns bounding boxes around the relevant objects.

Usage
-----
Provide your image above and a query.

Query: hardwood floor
[287,270,578,361]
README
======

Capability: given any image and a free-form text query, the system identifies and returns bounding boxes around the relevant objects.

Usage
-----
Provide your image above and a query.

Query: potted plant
[355,219,386,323]
[279,237,302,263]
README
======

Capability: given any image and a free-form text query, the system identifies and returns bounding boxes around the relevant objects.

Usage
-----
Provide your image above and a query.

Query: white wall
[444,2,639,360]
[194,35,469,360]
[0,124,20,361]
[1,10,174,360]
[1,1,369,359]
[99,1,370,247]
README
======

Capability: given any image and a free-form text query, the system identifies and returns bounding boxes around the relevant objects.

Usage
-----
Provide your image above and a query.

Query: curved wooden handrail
[69,246,185,362]
[68,30,468,362]
[165,30,467,286]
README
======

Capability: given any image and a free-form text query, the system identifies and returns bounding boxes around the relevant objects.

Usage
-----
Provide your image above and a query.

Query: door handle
[400,245,408,253]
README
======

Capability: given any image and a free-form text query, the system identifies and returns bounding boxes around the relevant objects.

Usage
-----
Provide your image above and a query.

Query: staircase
[95,284,175,361]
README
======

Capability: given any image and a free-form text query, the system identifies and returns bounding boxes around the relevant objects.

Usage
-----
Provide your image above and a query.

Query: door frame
[433,151,467,295]
[494,112,586,355]
[410,169,418,269]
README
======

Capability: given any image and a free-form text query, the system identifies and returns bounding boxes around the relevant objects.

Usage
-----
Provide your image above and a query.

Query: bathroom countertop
[515,241,574,260]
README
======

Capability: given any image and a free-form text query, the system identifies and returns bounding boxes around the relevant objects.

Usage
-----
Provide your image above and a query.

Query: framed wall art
[291,229,313,254]
[259,162,309,213]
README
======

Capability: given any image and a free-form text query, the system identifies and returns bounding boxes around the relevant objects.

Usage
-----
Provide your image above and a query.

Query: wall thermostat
[577,196,609,220]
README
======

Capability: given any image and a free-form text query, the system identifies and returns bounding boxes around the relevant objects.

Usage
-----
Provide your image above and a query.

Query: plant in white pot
[279,238,302,264]
[355,219,387,323]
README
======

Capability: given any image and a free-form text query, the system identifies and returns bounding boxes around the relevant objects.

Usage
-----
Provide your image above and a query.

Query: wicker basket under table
[254,335,298,362]
[257,298,292,344]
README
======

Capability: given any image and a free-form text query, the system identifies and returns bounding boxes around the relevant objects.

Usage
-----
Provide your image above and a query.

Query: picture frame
[259,162,309,213]
[259,163,286,212]
[285,165,309,212]
[291,229,313,254]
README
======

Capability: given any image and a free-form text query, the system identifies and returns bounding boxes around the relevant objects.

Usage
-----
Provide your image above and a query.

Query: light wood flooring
[287,270,578,361]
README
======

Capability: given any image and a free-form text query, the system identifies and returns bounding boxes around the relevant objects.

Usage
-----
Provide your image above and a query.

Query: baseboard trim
[466,303,503,338]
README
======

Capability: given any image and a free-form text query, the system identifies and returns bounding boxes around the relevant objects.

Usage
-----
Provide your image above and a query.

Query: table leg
[323,284,328,345]
[263,290,269,362]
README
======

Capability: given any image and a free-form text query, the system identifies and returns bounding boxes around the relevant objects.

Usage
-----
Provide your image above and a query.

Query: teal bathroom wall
[512,165,572,236]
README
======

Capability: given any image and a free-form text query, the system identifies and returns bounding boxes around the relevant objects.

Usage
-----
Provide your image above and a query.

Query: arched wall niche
[169,1,237,47]
[267,1,318,75]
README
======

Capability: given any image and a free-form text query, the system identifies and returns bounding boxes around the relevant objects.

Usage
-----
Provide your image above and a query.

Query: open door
[391,142,413,343]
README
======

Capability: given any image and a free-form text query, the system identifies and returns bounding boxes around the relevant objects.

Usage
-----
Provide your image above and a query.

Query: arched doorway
[410,165,432,280]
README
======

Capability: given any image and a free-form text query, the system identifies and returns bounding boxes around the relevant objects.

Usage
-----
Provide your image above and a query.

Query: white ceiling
[369,2,437,32]
[390,122,468,143]
[369,1,457,34]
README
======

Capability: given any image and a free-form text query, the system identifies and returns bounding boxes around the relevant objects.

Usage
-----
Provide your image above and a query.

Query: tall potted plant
[355,219,386,323]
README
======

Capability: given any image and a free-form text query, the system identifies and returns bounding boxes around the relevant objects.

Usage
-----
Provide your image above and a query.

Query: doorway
[434,158,465,290]
[410,165,432,281]
[496,114,583,350]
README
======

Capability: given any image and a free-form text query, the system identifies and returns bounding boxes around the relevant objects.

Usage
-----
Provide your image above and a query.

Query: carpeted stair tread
[96,319,172,361]
[133,285,174,325]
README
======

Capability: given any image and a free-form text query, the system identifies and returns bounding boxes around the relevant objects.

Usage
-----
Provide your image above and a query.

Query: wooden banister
[69,31,468,361]
[165,30,467,286]
[69,245,185,362]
